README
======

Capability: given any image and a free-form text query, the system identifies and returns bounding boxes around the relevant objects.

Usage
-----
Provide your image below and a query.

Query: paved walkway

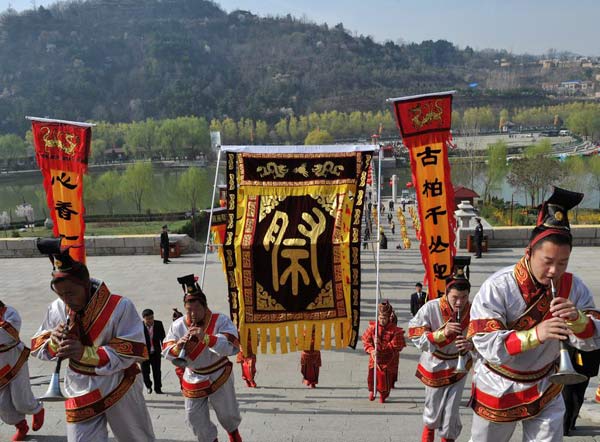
[2,216,600,441]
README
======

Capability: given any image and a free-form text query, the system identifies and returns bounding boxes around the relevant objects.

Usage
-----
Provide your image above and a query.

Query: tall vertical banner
[29,117,93,263]
[222,145,373,354]
[388,92,457,299]
[210,206,228,273]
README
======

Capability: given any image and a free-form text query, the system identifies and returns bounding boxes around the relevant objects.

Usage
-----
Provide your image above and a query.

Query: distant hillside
[0,0,582,134]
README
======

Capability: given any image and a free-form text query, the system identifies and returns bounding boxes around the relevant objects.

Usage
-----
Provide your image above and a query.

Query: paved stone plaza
[2,240,600,441]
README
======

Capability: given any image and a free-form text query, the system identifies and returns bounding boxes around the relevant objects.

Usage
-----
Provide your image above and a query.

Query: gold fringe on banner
[239,319,351,355]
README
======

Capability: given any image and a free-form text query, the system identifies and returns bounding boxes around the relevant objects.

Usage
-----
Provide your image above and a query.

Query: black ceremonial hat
[446,255,471,292]
[530,187,584,247]
[177,274,207,303]
[36,237,83,279]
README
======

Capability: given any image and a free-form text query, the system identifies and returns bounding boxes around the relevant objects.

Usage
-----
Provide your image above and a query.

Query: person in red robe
[362,301,406,402]
[237,335,257,388]
[300,326,321,388]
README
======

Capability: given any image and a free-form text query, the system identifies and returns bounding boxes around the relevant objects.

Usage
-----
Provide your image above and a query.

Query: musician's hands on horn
[51,321,84,360]
[177,326,206,352]
[454,335,473,352]
[536,317,572,343]
[444,322,462,338]
[550,297,578,321]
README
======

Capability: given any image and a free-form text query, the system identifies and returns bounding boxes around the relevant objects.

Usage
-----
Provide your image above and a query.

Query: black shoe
[166,260,172,263]
[155,389,163,394]
[163,261,169,264]
[147,387,152,394]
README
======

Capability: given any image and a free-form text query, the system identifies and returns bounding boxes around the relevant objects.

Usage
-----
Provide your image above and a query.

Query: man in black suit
[410,282,427,317]
[141,309,166,394]
[161,225,171,264]
[474,217,484,258]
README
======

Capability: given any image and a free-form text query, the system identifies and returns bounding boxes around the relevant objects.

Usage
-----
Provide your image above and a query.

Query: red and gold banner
[222,145,373,354]
[210,206,228,272]
[389,92,456,299]
[30,117,93,263]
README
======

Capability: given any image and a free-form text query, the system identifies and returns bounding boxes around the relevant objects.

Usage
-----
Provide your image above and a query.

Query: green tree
[481,140,508,203]
[221,118,238,144]
[124,119,158,159]
[274,118,289,142]
[176,116,210,159]
[156,118,185,159]
[499,109,510,131]
[122,162,153,214]
[304,129,333,145]
[589,155,600,209]
[95,170,122,215]
[255,120,268,144]
[0,134,27,165]
[559,156,587,221]
[177,167,208,215]
[90,138,107,163]
[177,166,208,238]
[508,155,562,207]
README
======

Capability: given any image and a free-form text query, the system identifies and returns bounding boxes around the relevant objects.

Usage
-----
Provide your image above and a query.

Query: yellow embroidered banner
[388,92,457,299]
[222,145,374,354]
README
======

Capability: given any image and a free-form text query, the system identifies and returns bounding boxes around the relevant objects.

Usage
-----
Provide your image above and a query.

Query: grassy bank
[3,220,190,238]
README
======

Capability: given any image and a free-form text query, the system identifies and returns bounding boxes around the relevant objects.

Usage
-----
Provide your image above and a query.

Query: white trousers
[423,376,467,440]
[469,393,565,442]
[185,375,242,442]
[66,376,155,442]
[0,362,42,425]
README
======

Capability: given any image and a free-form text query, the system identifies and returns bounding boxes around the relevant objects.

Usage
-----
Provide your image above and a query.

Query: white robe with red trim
[469,266,600,423]
[31,279,149,422]
[0,304,42,425]
[162,311,240,398]
[408,297,472,388]
[409,297,471,439]
[0,305,28,387]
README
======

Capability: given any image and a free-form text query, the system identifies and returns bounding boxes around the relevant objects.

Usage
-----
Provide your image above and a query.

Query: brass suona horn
[548,280,587,385]
[172,312,198,368]
[38,317,70,402]
[455,309,468,374]
[172,347,188,368]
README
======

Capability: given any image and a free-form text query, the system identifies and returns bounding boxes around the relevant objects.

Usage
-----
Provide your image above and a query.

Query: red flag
[29,117,93,263]
[388,92,456,300]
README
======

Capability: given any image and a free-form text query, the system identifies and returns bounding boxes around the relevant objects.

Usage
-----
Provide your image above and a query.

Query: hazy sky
[3,0,598,56]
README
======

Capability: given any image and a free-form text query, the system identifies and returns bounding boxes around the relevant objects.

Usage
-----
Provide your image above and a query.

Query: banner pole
[373,145,383,398]
[200,148,222,289]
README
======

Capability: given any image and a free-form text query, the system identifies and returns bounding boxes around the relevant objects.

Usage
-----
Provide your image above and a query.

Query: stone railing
[0,234,201,258]
[457,225,600,249]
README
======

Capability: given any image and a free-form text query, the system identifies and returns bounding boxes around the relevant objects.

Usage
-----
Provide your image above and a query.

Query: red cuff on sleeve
[504,331,523,355]
[425,331,453,348]
[97,347,110,366]
[574,318,595,339]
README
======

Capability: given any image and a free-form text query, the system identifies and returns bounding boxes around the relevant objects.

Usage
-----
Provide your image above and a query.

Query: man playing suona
[0,300,45,441]
[468,187,600,441]
[362,301,406,403]
[31,238,155,442]
[409,262,473,442]
[163,274,243,442]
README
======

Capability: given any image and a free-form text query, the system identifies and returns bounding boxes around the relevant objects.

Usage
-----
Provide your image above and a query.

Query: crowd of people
[2,187,600,442]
